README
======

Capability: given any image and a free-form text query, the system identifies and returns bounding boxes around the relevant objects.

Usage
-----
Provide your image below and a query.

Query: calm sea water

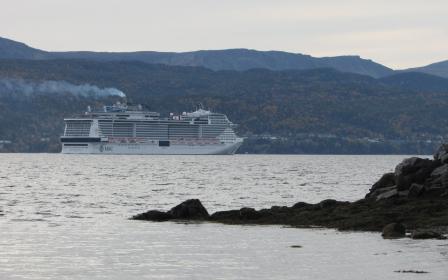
[0,154,446,280]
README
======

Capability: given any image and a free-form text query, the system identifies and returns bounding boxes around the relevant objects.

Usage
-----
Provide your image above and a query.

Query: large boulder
[132,199,210,221]
[371,172,395,191]
[168,199,210,219]
[394,157,437,190]
[395,157,427,177]
[382,223,406,239]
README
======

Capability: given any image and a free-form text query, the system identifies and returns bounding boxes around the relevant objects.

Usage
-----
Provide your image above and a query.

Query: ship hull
[61,141,242,155]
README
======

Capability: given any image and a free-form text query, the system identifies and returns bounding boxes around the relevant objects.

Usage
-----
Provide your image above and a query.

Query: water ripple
[0,154,445,279]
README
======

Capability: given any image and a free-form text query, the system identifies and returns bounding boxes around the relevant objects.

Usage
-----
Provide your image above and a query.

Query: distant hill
[405,60,448,79]
[1,59,448,154]
[0,37,49,59]
[4,36,448,78]
[53,49,394,78]
[0,37,393,78]
[379,72,448,92]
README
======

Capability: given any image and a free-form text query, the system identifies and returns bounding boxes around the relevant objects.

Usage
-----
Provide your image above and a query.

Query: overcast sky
[1,0,447,69]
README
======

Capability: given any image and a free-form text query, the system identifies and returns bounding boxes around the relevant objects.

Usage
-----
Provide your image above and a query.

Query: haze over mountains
[1,36,448,79]
[1,36,448,154]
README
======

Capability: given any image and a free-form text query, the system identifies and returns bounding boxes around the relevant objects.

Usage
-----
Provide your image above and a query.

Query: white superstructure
[60,103,243,155]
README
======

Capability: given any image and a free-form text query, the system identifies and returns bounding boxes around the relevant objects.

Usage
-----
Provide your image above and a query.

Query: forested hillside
[1,59,448,153]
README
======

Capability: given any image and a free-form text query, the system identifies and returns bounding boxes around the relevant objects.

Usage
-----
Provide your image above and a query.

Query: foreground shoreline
[132,197,448,238]
[133,146,448,239]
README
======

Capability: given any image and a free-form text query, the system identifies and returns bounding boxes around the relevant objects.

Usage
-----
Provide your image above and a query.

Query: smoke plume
[0,78,126,99]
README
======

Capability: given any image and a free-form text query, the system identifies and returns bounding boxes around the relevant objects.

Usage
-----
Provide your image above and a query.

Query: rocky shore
[132,145,448,239]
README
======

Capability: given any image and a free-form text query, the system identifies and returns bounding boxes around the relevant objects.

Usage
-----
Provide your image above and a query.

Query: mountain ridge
[0,36,394,78]
[404,60,448,79]
[0,37,49,60]
[3,36,447,78]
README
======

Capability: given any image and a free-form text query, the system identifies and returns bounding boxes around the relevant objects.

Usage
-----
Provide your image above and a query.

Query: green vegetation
[1,59,448,153]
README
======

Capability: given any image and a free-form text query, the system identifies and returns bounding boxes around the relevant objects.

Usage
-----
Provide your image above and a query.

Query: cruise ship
[60,103,243,155]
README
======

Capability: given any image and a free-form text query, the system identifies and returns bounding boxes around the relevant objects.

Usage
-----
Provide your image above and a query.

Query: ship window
[64,143,88,147]
[159,140,170,147]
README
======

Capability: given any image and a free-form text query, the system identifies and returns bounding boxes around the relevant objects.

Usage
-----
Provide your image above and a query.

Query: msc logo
[99,145,113,152]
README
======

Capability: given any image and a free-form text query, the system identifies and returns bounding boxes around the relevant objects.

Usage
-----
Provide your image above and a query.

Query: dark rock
[239,207,262,220]
[413,166,435,184]
[376,189,398,201]
[210,210,240,221]
[394,157,437,190]
[371,172,395,190]
[434,144,448,163]
[382,223,406,239]
[395,174,414,191]
[424,186,446,196]
[425,171,448,195]
[376,185,397,193]
[441,172,448,188]
[424,176,443,189]
[392,196,409,205]
[270,206,290,212]
[311,200,350,212]
[267,206,291,218]
[430,164,448,177]
[366,185,397,199]
[398,190,409,197]
[394,270,429,274]
[132,199,210,222]
[408,183,425,198]
[132,210,173,221]
[395,157,432,177]
[168,199,209,219]
[411,230,447,239]
[319,199,338,208]
[292,202,310,209]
